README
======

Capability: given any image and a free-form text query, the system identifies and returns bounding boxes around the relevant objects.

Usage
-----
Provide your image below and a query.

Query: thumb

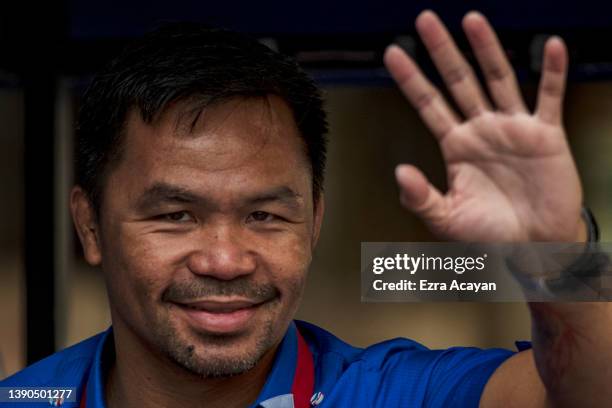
[395,164,448,228]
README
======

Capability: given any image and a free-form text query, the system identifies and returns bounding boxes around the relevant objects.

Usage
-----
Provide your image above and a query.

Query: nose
[186,223,256,281]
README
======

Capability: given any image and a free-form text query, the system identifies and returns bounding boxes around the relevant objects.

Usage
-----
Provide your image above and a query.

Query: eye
[162,211,193,223]
[247,211,275,223]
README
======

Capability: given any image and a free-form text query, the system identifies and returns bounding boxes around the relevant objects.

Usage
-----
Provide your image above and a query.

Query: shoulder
[296,320,515,407]
[297,319,436,371]
[0,330,108,387]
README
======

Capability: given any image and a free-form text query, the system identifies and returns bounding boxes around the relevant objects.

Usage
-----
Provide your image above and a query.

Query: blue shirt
[0,320,516,407]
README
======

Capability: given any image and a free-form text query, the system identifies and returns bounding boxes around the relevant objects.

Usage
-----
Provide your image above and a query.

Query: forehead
[111,95,312,200]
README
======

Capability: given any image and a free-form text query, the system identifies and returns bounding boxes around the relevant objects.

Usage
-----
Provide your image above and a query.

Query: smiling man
[93,97,320,406]
[2,10,612,408]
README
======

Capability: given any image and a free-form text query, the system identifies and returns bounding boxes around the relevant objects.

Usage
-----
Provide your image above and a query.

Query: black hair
[76,22,328,216]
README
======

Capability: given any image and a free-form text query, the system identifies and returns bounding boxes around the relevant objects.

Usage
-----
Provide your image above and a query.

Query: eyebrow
[246,186,304,211]
[135,182,304,212]
[136,184,202,211]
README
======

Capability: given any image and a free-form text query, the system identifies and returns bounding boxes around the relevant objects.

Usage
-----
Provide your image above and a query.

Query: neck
[105,320,277,408]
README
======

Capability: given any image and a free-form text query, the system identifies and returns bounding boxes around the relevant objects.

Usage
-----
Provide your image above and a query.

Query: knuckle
[484,64,511,82]
[540,79,562,97]
[442,65,471,86]
[413,90,438,111]
[463,102,483,117]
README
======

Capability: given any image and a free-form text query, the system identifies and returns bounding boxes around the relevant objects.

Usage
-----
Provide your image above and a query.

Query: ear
[311,193,325,249]
[70,186,103,266]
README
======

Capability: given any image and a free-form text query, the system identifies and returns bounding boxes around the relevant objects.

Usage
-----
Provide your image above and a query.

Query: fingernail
[395,164,410,182]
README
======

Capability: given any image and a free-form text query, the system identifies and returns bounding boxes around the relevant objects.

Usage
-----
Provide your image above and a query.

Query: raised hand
[384,11,584,242]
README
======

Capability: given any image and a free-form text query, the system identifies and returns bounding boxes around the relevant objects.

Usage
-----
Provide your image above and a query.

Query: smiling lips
[174,299,265,334]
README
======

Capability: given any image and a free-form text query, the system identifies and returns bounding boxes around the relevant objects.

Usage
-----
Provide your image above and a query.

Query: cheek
[257,231,311,299]
[102,228,186,309]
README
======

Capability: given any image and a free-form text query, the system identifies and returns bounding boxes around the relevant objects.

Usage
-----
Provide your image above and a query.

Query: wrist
[536,207,606,298]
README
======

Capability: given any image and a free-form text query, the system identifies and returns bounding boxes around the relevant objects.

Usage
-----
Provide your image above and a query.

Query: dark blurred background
[2,0,612,378]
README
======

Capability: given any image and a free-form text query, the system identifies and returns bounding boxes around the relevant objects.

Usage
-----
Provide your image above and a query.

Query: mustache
[162,276,279,303]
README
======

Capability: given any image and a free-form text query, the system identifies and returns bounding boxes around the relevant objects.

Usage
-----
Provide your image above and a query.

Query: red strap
[80,386,87,408]
[291,330,315,408]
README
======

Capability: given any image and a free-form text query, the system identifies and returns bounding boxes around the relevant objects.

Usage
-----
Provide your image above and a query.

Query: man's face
[83,96,323,377]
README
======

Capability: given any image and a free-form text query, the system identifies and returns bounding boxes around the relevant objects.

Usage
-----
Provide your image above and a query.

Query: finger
[462,11,527,114]
[535,36,568,125]
[384,45,459,140]
[395,164,448,226]
[416,10,490,118]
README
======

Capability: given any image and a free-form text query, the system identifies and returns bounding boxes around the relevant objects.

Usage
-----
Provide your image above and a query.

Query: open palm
[384,11,583,242]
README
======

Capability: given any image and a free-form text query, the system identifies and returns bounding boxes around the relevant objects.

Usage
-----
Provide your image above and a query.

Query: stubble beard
[137,274,305,378]
[152,302,280,378]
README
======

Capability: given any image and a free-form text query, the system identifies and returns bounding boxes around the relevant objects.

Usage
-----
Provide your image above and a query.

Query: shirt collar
[85,323,300,408]
[251,322,298,407]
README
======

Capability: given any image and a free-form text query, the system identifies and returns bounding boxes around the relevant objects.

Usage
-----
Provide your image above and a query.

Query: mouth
[172,298,268,335]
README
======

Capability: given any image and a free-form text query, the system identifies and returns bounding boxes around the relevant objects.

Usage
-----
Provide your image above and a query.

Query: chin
[154,314,280,378]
